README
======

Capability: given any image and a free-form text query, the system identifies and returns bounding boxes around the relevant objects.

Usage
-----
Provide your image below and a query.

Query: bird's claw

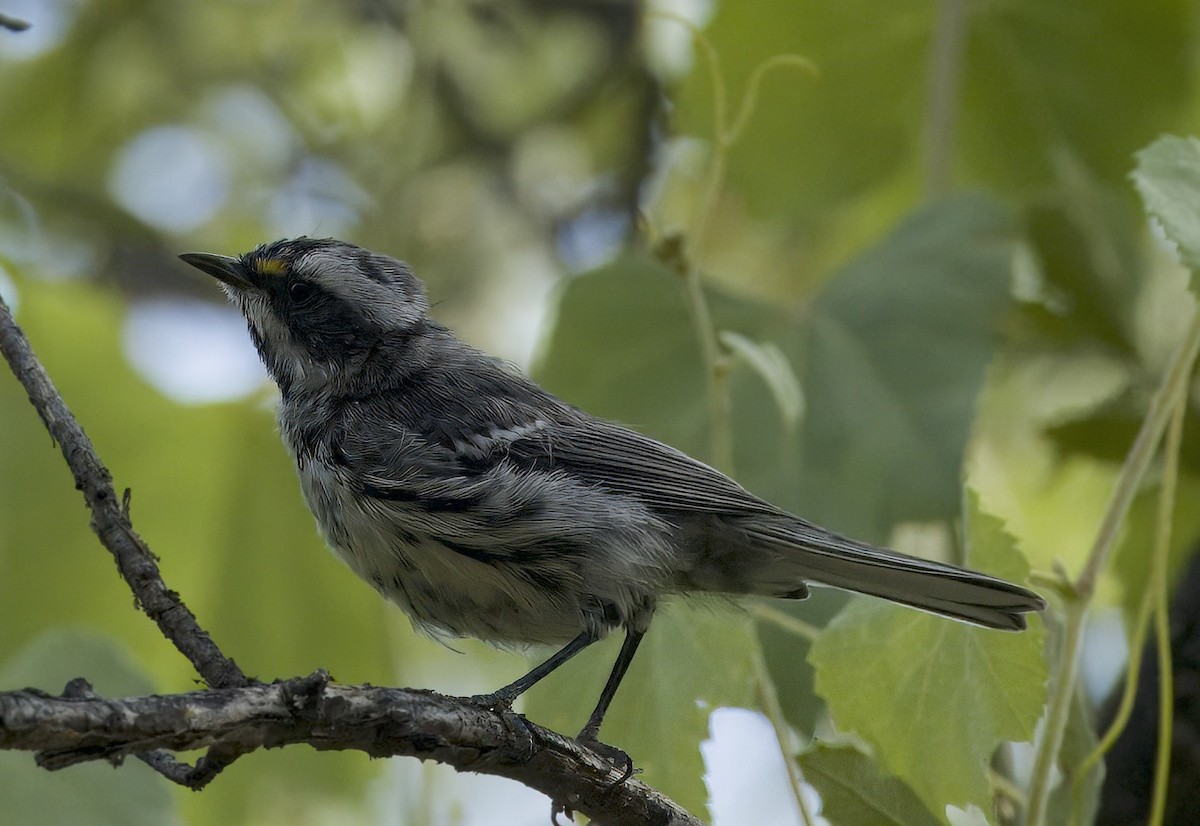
[575,733,636,787]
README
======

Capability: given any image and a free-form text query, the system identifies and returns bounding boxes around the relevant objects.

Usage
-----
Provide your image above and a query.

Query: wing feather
[505,419,780,517]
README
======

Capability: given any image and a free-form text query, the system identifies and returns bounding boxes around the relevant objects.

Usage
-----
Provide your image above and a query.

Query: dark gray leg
[577,627,645,744]
[572,628,645,783]
[472,629,597,708]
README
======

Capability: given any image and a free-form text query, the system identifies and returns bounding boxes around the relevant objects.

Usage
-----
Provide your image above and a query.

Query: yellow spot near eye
[254,258,288,277]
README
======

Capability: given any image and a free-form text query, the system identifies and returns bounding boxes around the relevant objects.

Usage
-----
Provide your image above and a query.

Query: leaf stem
[1027,597,1088,826]
[646,11,814,473]
[681,233,734,471]
[750,603,823,643]
[751,627,818,826]
[1075,311,1200,599]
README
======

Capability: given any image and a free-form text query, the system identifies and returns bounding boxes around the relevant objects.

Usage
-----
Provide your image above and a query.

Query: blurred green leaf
[0,629,179,826]
[961,1,1191,191]
[797,194,1014,539]
[1046,395,1200,474]
[541,194,1014,543]
[1133,135,1200,280]
[535,252,716,455]
[667,0,1192,279]
[797,742,940,826]
[809,493,1046,821]
[1020,162,1143,353]
[676,1,926,218]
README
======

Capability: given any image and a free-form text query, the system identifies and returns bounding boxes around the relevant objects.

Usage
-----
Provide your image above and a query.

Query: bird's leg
[575,628,645,780]
[468,629,598,710]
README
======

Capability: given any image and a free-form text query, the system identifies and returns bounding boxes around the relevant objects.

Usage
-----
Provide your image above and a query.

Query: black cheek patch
[273,285,372,361]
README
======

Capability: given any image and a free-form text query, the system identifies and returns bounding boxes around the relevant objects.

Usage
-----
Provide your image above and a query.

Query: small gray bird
[181,238,1044,758]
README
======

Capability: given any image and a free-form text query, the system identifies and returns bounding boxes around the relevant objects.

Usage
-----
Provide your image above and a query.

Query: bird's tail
[735,519,1045,631]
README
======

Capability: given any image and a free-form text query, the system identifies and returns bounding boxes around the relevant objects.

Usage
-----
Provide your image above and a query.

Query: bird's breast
[289,452,597,645]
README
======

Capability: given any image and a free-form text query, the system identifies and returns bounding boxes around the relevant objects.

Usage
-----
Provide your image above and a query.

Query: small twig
[0,294,247,690]
[0,13,31,32]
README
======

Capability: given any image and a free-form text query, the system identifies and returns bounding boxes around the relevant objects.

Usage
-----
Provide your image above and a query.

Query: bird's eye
[288,281,316,303]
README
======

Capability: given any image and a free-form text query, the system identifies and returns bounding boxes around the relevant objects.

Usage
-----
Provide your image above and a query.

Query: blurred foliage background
[2,0,1199,824]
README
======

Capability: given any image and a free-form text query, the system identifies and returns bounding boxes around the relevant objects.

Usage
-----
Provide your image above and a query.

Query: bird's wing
[337,401,778,519]
[500,418,782,517]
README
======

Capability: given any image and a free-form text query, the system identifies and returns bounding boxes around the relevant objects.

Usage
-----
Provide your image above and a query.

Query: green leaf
[535,253,713,454]
[522,603,759,819]
[797,194,1014,539]
[533,251,802,508]
[797,743,941,826]
[0,627,157,696]
[1019,160,1143,353]
[0,629,179,826]
[808,493,1047,821]
[1133,135,1200,278]
[960,1,1191,192]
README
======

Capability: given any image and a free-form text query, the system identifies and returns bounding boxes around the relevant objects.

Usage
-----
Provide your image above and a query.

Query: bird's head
[180,238,429,397]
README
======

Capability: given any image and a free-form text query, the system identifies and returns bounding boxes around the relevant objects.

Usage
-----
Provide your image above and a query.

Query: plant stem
[683,258,733,471]
[1026,309,1200,826]
[1027,597,1088,826]
[749,603,823,643]
[924,0,969,198]
[1075,312,1200,599]
[649,11,814,473]
[751,627,817,826]
[1148,395,1185,825]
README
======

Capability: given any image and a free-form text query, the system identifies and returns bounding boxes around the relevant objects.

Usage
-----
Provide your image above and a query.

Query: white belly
[295,458,590,644]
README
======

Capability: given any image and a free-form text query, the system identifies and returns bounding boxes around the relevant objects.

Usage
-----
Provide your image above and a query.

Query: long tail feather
[742,520,1045,630]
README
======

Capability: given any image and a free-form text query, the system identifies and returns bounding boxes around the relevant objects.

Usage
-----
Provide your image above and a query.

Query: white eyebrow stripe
[292,246,429,331]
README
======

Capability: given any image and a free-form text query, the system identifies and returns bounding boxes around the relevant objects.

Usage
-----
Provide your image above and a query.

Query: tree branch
[0,290,702,825]
[0,673,698,825]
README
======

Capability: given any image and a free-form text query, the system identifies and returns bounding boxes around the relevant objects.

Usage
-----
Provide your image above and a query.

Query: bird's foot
[575,728,636,786]
[546,734,635,825]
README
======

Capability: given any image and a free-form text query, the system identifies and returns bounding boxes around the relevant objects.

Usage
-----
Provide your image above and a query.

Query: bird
[180,237,1046,762]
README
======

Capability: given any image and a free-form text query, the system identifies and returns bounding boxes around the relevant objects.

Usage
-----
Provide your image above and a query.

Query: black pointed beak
[179,252,254,291]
